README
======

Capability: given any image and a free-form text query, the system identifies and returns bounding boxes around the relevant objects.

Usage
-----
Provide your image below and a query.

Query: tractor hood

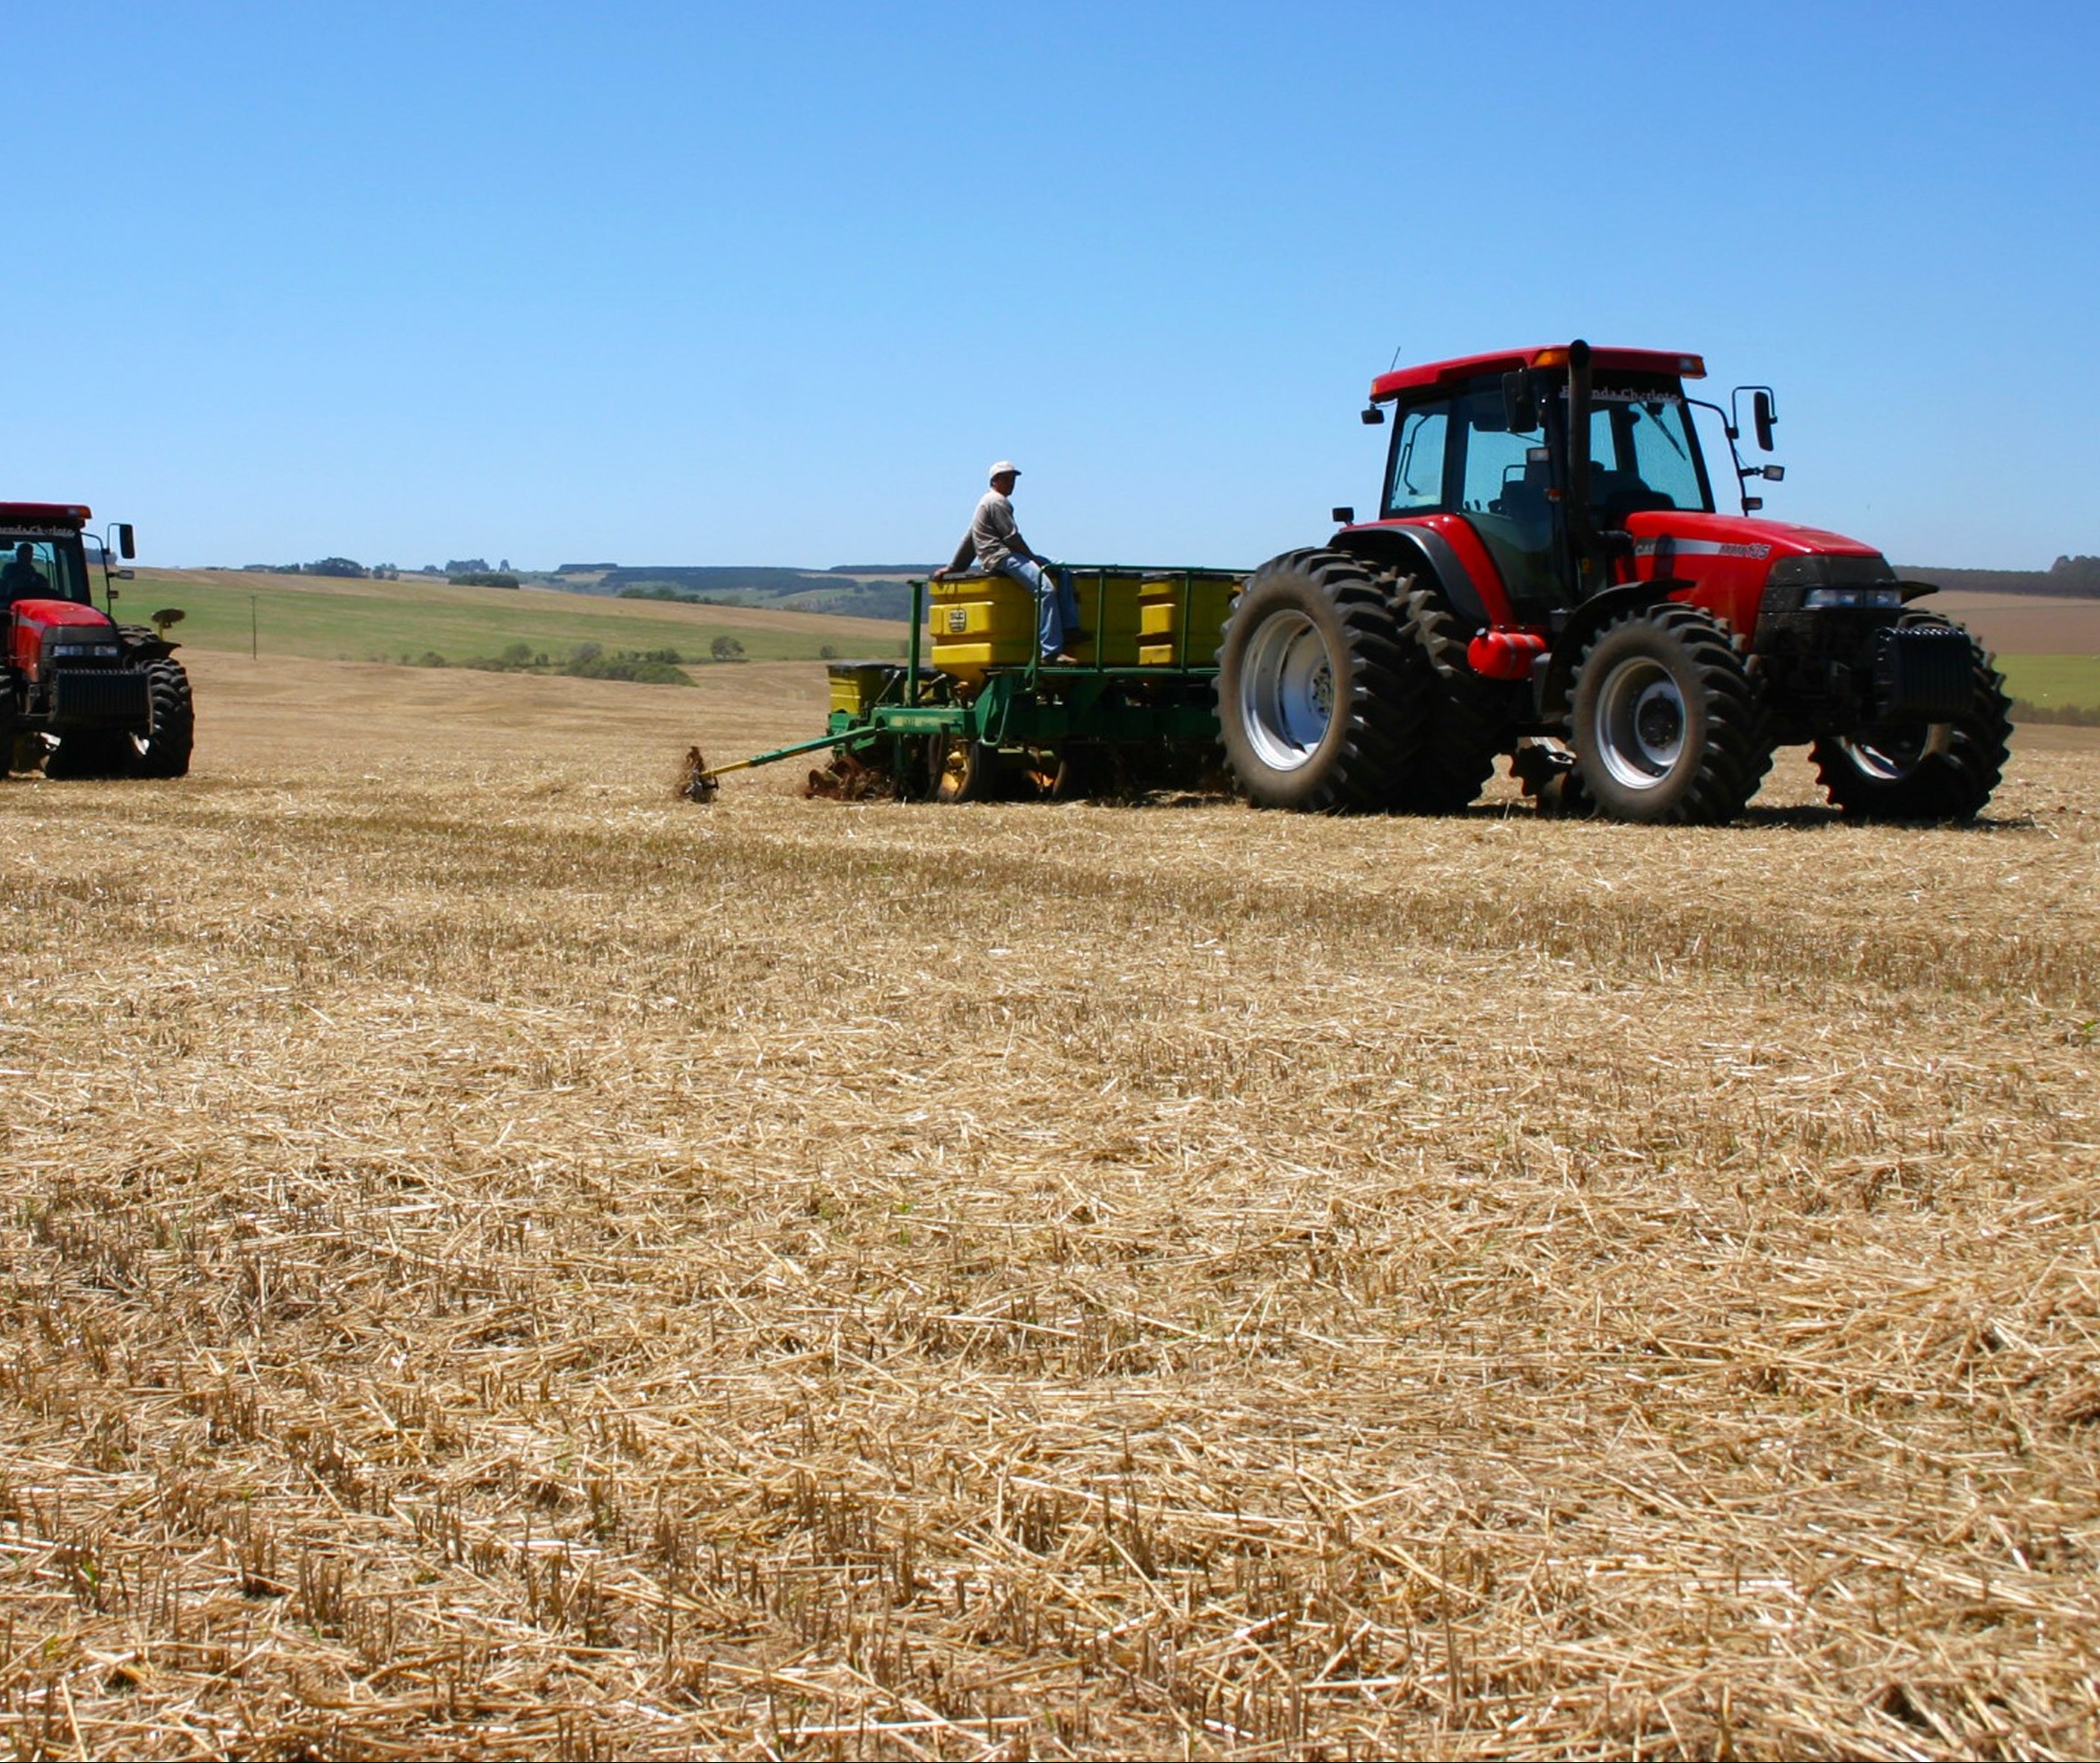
[9,598,119,676]
[1622,511,1885,565]
[1620,512,1895,638]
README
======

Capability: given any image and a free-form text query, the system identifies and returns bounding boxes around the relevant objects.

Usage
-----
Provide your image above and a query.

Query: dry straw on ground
[1,653,2096,1759]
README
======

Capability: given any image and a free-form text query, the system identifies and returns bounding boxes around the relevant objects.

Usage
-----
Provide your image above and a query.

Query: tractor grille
[1873,624,1974,721]
[51,668,149,727]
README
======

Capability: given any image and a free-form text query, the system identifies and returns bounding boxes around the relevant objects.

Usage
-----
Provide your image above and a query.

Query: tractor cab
[0,515,96,610]
[1363,347,1719,624]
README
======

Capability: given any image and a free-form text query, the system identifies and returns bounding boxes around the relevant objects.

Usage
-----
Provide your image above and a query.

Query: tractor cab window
[0,537,85,605]
[1453,384,1561,613]
[1578,384,1712,520]
[1383,401,1450,516]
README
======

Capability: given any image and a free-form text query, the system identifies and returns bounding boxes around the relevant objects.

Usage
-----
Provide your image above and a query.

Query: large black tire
[1214,549,1428,812]
[1811,618,2010,821]
[128,658,195,779]
[1399,582,1506,811]
[1570,603,1769,825]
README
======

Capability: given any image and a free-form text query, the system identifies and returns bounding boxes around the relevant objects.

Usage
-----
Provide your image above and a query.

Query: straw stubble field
[3,652,2098,1759]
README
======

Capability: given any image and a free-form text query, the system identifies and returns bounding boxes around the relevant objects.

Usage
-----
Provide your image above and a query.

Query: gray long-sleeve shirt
[947,490,1031,573]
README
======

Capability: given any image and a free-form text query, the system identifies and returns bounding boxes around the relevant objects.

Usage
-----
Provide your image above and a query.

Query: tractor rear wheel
[127,659,195,779]
[1400,581,1505,811]
[1571,603,1768,825]
[1215,549,1427,812]
[1811,618,2010,821]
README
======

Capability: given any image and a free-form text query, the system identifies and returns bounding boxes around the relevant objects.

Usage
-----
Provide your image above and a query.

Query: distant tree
[499,558,512,572]
[445,558,491,576]
[710,634,747,662]
[818,644,837,659]
[305,556,366,578]
[150,607,186,637]
[450,572,521,589]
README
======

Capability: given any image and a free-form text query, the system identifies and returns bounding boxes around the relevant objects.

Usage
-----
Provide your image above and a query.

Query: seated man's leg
[1053,566,1083,641]
[995,554,1064,657]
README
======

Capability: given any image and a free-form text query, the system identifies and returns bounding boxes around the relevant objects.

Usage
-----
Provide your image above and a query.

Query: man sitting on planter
[933,461,1085,665]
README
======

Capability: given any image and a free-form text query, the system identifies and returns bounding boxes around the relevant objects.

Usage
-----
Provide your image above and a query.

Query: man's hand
[930,566,949,580]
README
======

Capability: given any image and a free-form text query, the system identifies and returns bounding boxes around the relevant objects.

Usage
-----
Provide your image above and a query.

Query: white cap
[988,460,1021,480]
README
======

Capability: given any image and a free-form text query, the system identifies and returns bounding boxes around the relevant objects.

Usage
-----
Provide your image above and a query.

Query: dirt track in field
[1921,590,2100,655]
[2,654,2097,1759]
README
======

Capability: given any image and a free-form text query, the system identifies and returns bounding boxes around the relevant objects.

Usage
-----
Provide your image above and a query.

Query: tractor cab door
[1451,387,1565,620]
[1383,380,1571,623]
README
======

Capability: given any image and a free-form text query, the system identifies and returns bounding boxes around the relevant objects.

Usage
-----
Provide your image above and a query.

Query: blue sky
[10,1,2096,571]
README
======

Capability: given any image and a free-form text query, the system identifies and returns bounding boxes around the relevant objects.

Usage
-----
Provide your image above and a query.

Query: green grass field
[119,570,908,668]
[1998,652,2100,713]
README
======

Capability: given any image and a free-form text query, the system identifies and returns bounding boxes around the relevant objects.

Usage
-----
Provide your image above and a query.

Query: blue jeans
[994,555,1081,658]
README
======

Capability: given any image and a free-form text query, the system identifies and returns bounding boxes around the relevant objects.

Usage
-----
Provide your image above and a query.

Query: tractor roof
[0,502,91,527]
[1370,347,1705,402]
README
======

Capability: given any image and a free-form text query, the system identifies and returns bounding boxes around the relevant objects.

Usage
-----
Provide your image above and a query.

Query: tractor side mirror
[117,523,136,559]
[1332,506,1356,526]
[1752,390,1777,452]
[1360,405,1386,425]
[1501,367,1536,433]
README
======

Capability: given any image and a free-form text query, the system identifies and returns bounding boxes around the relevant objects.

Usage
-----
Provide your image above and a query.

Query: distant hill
[538,555,2100,617]
[575,565,918,621]
[1897,557,2100,598]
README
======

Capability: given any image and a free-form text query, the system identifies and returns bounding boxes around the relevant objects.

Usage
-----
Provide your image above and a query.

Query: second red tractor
[1216,341,2010,823]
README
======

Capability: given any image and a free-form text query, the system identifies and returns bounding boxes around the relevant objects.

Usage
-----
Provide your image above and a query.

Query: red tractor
[1215,342,2010,823]
[1,503,193,779]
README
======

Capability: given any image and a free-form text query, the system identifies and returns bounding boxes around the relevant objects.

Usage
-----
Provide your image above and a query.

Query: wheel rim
[1838,723,1952,781]
[1238,610,1335,772]
[1591,657,1687,791]
[934,737,981,802]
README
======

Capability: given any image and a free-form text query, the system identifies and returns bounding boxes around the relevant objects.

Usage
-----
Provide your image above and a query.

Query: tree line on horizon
[227,552,2100,607]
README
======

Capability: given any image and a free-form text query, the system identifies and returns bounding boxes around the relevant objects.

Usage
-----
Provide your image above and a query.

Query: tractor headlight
[49,642,120,659]
[1801,586,1903,609]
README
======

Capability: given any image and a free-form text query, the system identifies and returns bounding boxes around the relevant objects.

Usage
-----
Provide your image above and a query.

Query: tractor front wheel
[127,658,195,779]
[1571,603,1767,825]
[1811,620,2010,821]
[1215,549,1426,812]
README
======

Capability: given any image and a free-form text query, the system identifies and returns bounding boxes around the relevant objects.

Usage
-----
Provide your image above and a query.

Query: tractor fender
[1334,526,1490,627]
[118,624,180,663]
[1536,580,1692,719]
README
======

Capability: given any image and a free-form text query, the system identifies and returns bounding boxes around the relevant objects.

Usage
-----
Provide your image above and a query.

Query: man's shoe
[1044,650,1081,666]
